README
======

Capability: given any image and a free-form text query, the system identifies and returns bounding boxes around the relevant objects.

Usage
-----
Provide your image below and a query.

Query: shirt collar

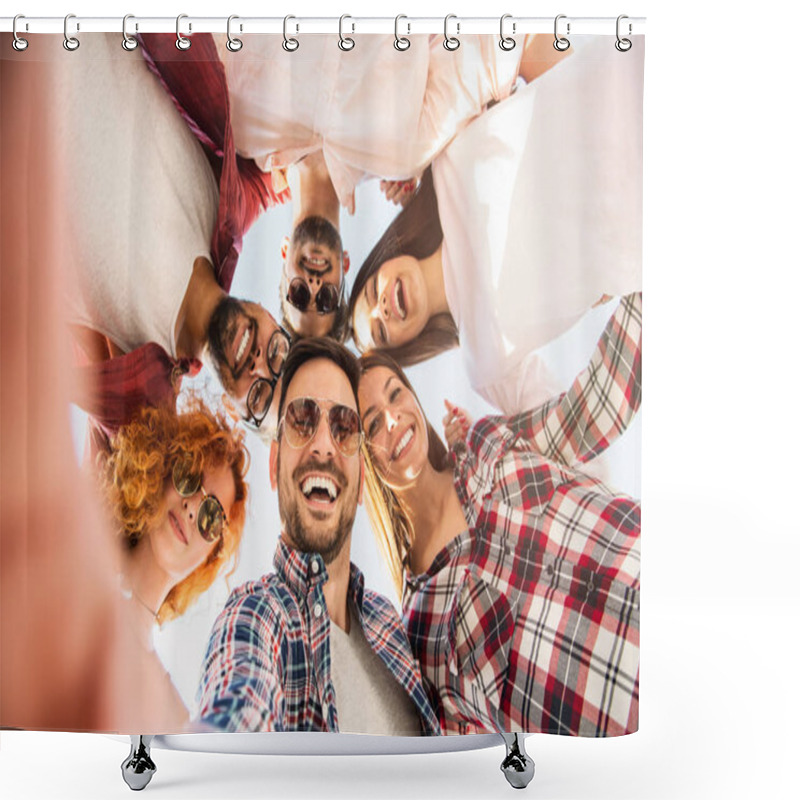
[273,536,366,613]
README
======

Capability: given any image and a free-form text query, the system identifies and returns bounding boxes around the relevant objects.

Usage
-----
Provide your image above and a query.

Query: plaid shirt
[403,293,642,737]
[198,539,440,734]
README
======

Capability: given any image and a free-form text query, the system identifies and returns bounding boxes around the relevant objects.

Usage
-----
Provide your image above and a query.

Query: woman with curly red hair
[103,397,249,649]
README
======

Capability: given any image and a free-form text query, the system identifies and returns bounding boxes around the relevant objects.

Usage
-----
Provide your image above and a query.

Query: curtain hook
[394,14,410,51]
[553,14,570,52]
[499,14,516,51]
[122,14,138,51]
[283,15,299,52]
[615,15,632,52]
[176,14,191,51]
[227,15,243,52]
[443,14,460,51]
[12,14,29,51]
[63,13,80,51]
[339,14,355,51]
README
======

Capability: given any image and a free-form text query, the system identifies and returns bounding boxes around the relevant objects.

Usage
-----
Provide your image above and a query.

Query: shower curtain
[0,26,644,740]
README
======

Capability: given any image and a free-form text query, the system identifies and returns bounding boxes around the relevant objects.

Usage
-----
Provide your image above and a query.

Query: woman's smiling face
[351,256,429,352]
[358,365,429,488]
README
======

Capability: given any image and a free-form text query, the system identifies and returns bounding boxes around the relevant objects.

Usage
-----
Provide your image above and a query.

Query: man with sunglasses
[278,152,351,343]
[197,338,440,735]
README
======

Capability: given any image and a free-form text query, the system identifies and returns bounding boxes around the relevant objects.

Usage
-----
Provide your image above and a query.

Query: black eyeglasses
[278,397,362,457]
[286,277,341,316]
[243,327,292,430]
[172,458,229,543]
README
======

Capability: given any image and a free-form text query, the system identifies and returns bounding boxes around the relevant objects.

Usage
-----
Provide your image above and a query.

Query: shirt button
[313,603,323,618]
[545,565,554,577]
[311,559,320,575]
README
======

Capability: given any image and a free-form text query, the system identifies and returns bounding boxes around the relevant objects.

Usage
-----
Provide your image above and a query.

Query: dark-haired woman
[357,293,642,736]
[351,37,643,414]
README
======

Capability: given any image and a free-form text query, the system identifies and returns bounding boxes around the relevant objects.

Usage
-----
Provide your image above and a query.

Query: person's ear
[357,454,365,506]
[269,440,280,491]
[343,251,350,274]
[280,236,290,264]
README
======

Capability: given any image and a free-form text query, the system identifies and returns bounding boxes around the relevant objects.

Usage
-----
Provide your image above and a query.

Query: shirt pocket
[445,569,515,730]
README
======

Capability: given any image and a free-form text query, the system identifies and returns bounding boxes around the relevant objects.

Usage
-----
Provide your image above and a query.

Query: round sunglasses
[172,458,229,543]
[279,397,362,457]
[243,327,292,430]
[286,277,341,316]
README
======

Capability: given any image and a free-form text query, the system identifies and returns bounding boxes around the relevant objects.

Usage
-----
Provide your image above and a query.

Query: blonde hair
[103,397,249,624]
[357,352,450,598]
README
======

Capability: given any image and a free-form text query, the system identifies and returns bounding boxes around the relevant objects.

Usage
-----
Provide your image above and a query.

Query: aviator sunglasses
[172,458,229,543]
[286,277,341,316]
[279,397,362,457]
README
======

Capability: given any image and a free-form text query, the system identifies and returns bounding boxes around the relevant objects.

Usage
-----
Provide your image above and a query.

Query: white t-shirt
[57,34,218,356]
[214,33,522,214]
[435,36,644,414]
[329,604,422,736]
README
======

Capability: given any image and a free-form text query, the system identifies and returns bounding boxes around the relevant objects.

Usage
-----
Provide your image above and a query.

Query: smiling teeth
[393,429,413,459]
[394,281,406,320]
[236,326,251,363]
[301,475,339,500]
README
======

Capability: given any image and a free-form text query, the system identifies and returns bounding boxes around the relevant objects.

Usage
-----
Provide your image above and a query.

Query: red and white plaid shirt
[403,293,642,736]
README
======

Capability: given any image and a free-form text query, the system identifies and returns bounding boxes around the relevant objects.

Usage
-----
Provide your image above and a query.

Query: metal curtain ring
[122,14,138,51]
[283,15,299,52]
[553,14,570,52]
[338,14,355,51]
[227,15,243,52]
[615,14,632,52]
[499,14,516,51]
[12,15,29,51]
[176,14,191,50]
[63,13,80,51]
[443,14,460,51]
[394,14,410,51]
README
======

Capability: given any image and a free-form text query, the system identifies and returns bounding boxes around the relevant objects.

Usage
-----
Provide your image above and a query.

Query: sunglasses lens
[268,329,290,377]
[329,405,362,456]
[316,284,339,314]
[173,458,202,497]
[197,497,225,543]
[247,378,273,424]
[288,279,311,312]
[284,398,321,448]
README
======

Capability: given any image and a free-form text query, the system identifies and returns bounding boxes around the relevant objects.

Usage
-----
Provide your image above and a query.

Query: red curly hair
[104,397,249,624]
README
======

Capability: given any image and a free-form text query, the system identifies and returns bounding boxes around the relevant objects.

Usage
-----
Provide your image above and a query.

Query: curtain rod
[1,16,646,36]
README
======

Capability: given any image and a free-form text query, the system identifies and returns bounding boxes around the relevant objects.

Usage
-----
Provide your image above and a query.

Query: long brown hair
[357,352,450,597]
[104,397,249,624]
[349,169,459,365]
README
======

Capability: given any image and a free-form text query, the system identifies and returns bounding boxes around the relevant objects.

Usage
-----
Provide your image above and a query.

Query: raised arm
[197,592,288,732]
[509,292,642,466]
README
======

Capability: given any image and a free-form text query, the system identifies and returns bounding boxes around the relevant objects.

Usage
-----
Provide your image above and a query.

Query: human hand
[443,399,472,451]
[380,178,418,207]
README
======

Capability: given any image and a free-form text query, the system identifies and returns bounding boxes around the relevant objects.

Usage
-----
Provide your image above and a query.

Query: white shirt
[215,34,522,214]
[58,34,218,356]
[435,36,644,414]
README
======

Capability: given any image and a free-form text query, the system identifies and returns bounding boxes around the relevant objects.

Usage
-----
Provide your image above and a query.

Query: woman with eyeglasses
[356,293,642,736]
[103,397,249,650]
[350,37,643,415]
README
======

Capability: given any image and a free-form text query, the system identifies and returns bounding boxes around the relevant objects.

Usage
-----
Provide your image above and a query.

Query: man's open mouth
[300,474,341,506]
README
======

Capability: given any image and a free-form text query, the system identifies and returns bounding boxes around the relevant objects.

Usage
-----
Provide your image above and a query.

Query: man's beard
[278,457,356,565]
[206,296,248,389]
[292,215,343,258]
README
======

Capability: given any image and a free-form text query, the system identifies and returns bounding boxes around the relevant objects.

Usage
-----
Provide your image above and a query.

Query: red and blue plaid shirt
[198,538,440,734]
[403,293,642,737]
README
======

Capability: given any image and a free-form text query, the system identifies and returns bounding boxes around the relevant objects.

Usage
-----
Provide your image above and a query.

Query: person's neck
[121,539,173,636]
[399,461,467,576]
[321,544,352,634]
[174,256,226,360]
[418,244,450,318]
[291,153,341,231]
